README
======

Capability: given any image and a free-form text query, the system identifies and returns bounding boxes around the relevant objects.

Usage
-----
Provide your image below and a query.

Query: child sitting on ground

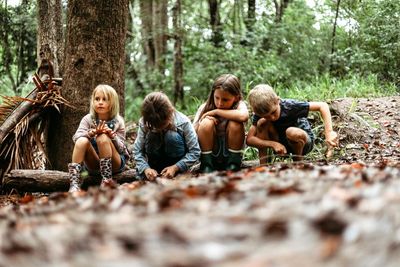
[68,84,130,192]
[246,84,338,163]
[133,92,200,180]
[193,74,249,172]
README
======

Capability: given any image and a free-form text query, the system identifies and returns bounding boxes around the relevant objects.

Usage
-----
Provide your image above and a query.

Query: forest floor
[0,96,399,267]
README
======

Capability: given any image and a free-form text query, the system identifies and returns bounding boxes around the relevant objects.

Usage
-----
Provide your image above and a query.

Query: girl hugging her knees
[68,84,130,193]
[133,92,201,181]
[193,74,249,173]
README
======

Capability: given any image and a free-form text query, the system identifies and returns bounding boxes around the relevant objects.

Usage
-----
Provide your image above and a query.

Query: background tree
[0,1,36,95]
[36,0,64,77]
[47,0,128,171]
[172,0,184,106]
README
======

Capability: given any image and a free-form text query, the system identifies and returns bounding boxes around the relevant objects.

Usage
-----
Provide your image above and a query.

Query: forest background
[1,0,399,121]
[0,0,399,169]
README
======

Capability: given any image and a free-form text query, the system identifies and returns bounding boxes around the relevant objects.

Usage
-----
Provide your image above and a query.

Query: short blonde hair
[248,84,279,116]
[89,84,120,119]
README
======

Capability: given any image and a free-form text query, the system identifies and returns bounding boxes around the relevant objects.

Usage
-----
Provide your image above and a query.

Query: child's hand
[103,124,116,139]
[88,128,96,138]
[200,115,218,125]
[272,142,287,155]
[201,110,217,119]
[325,131,338,159]
[160,165,179,179]
[144,168,158,181]
[325,130,339,147]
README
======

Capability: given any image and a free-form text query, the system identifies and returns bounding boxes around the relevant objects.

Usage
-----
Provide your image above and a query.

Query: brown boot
[68,163,82,193]
[99,157,116,188]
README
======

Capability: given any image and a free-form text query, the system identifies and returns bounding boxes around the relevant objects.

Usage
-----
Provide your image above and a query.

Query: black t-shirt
[252,99,314,143]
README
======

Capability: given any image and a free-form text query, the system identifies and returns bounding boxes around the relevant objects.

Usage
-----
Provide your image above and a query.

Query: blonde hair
[248,84,279,116]
[141,92,175,130]
[89,84,120,119]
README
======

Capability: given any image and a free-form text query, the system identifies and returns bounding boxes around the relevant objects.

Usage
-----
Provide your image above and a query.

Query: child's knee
[197,117,216,133]
[286,127,307,143]
[75,137,91,148]
[227,120,244,134]
[95,133,112,146]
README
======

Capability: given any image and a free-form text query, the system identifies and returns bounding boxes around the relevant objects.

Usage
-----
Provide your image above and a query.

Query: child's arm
[132,121,153,176]
[309,102,339,149]
[246,125,287,154]
[201,101,249,122]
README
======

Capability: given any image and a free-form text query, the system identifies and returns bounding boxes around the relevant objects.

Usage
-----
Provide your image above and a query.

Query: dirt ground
[0,96,399,267]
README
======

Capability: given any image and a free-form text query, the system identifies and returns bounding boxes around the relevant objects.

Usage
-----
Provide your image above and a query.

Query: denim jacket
[133,110,201,175]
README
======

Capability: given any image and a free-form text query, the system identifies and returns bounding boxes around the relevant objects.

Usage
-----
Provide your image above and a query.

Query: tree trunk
[2,169,139,193]
[245,0,255,33]
[139,0,155,67]
[330,0,341,73]
[208,0,223,47]
[37,0,64,77]
[273,0,291,23]
[47,0,129,171]
[153,0,168,72]
[172,0,184,107]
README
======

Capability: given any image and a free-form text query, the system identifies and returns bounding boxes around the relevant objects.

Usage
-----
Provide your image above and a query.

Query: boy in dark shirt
[246,84,338,163]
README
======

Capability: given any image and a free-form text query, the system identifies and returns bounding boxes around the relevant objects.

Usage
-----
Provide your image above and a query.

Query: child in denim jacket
[133,92,201,180]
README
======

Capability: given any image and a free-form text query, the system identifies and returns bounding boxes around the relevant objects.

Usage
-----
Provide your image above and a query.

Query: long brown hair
[141,92,175,131]
[199,74,242,118]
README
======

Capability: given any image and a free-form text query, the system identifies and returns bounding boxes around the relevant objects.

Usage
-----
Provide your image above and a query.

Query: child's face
[261,99,280,121]
[213,89,238,110]
[93,91,111,119]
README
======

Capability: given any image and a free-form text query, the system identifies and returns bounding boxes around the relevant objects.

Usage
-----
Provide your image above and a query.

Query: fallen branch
[2,169,139,193]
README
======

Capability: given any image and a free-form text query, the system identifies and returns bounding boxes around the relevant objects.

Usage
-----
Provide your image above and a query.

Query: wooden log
[2,168,139,193]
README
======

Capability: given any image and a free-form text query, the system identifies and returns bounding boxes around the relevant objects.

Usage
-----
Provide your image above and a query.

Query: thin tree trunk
[208,0,223,47]
[331,0,341,55]
[37,0,64,77]
[139,0,155,67]
[245,0,256,33]
[153,0,168,72]
[273,0,291,23]
[173,0,184,107]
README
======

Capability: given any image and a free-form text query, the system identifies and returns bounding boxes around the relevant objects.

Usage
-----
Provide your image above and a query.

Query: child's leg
[196,117,217,172]
[226,121,245,150]
[286,127,308,161]
[255,122,279,165]
[163,130,186,163]
[196,117,216,151]
[226,121,245,171]
[69,137,95,192]
[96,134,122,172]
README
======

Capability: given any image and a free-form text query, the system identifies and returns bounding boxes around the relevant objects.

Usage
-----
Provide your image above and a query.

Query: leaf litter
[0,96,399,266]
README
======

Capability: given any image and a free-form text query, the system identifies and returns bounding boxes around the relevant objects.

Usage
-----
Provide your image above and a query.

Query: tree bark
[245,0,256,33]
[2,169,139,193]
[331,0,341,56]
[139,0,155,67]
[273,0,291,23]
[173,0,184,107]
[153,0,168,72]
[37,0,64,77]
[208,0,223,47]
[47,0,129,171]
